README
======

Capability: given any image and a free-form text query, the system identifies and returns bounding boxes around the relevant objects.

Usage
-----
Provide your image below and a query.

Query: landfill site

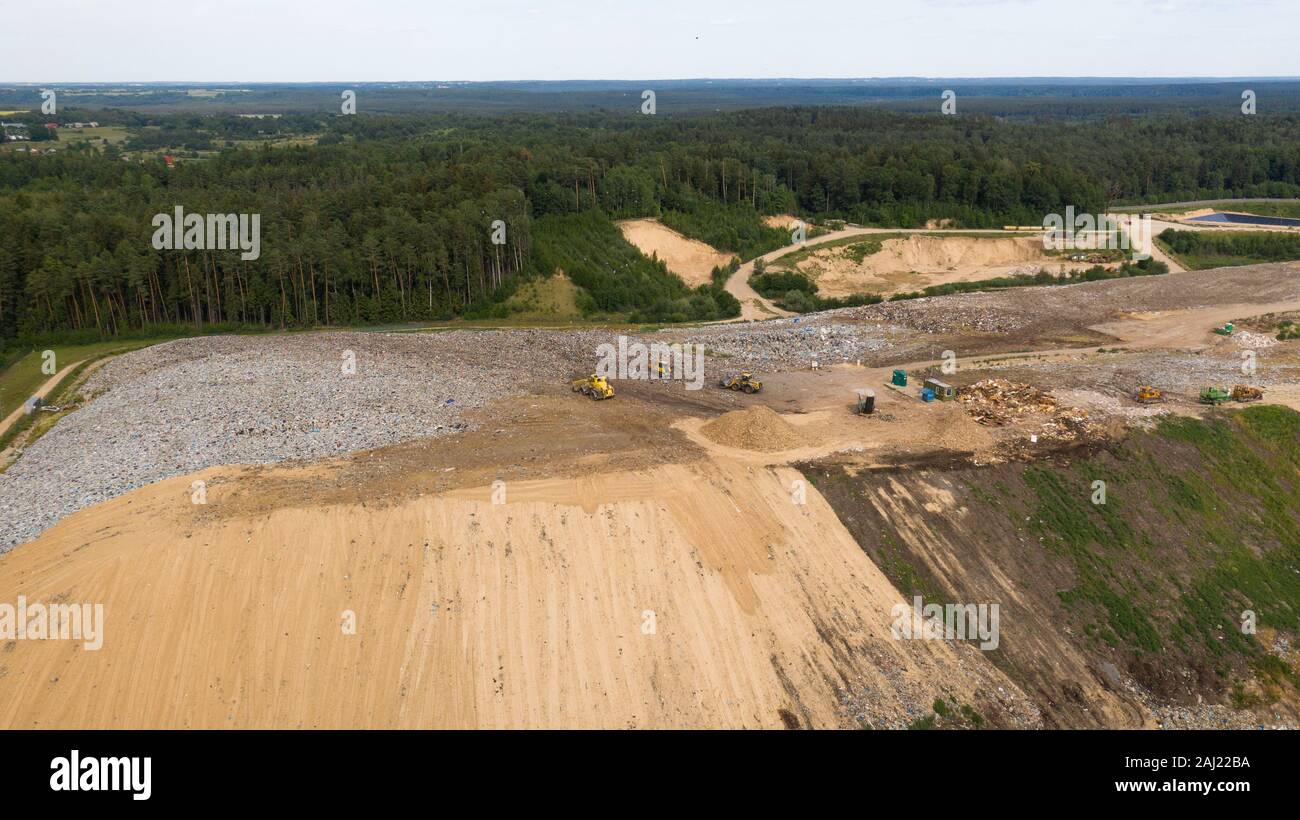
[1,260,1300,730]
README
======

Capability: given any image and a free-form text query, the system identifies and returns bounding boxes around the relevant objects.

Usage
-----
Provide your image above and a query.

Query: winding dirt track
[0,359,85,440]
[727,226,1053,321]
[724,213,1300,320]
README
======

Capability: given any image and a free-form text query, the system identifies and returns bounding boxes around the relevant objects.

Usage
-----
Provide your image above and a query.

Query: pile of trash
[1233,329,1278,350]
[957,378,1103,452]
[1034,406,1098,444]
[956,379,1060,426]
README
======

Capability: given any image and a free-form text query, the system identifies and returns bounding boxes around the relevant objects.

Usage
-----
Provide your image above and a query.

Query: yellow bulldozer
[1134,385,1165,404]
[1231,384,1264,402]
[571,374,615,400]
[720,372,762,394]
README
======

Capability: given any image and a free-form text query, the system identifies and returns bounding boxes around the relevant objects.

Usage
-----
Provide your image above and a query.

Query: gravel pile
[846,296,1032,334]
[699,406,808,451]
[0,331,567,551]
[1008,349,1294,397]
[673,320,895,368]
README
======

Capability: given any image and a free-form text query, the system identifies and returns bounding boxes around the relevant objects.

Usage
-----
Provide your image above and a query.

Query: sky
[4,0,1297,82]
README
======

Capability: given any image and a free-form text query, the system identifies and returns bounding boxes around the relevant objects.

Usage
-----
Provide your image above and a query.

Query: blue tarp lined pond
[1185,211,1300,227]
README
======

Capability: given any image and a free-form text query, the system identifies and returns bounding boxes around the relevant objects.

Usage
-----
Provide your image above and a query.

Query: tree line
[3,106,1299,343]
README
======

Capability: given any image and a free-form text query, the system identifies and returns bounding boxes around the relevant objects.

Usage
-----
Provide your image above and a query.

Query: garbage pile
[956,379,1059,426]
[957,378,1103,451]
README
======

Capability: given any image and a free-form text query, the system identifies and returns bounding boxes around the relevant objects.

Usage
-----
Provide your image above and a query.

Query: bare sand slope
[801,235,1102,297]
[0,458,1034,729]
[763,214,801,231]
[617,218,732,287]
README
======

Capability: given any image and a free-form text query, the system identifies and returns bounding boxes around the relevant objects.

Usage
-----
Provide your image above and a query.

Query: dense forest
[2,103,1299,345]
[1158,228,1300,270]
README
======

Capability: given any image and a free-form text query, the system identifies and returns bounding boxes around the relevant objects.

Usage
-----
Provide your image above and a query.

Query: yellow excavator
[571,374,615,400]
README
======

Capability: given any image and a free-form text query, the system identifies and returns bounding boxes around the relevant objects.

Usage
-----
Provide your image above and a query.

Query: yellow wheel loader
[720,372,762,394]
[571,374,615,400]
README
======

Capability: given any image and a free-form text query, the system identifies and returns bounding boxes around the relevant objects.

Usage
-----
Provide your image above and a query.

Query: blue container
[921,388,936,402]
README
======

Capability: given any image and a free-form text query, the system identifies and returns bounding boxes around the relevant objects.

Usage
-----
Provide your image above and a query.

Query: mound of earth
[700,406,808,451]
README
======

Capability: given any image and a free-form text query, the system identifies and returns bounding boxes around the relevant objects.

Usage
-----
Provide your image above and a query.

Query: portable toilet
[924,378,955,401]
[891,369,907,387]
[856,388,876,415]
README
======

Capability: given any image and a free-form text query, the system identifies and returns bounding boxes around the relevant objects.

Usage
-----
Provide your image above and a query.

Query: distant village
[1,119,108,155]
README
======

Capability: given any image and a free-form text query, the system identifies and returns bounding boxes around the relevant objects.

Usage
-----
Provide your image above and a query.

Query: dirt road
[0,359,84,440]
[726,226,1027,320]
[1089,300,1300,349]
[722,215,1289,320]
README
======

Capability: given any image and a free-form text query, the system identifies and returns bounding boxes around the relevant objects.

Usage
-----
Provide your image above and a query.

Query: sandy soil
[762,215,801,231]
[1089,301,1300,350]
[617,218,733,287]
[0,419,1033,729]
[724,225,1054,322]
[795,235,1107,297]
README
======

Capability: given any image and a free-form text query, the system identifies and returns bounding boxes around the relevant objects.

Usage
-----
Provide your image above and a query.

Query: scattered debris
[956,379,1061,426]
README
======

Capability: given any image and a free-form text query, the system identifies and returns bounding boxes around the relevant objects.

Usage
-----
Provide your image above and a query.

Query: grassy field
[225,135,321,150]
[53,126,129,145]
[503,273,583,320]
[808,405,1300,719]
[0,340,161,420]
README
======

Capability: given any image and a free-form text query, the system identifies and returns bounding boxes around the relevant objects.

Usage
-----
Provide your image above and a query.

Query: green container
[1199,387,1230,405]
[891,369,907,387]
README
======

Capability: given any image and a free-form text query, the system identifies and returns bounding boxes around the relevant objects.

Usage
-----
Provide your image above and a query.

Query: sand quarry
[618,218,733,287]
[3,262,1300,729]
[791,234,1108,297]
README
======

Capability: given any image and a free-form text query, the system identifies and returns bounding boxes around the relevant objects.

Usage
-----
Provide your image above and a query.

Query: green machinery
[1199,387,1231,405]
